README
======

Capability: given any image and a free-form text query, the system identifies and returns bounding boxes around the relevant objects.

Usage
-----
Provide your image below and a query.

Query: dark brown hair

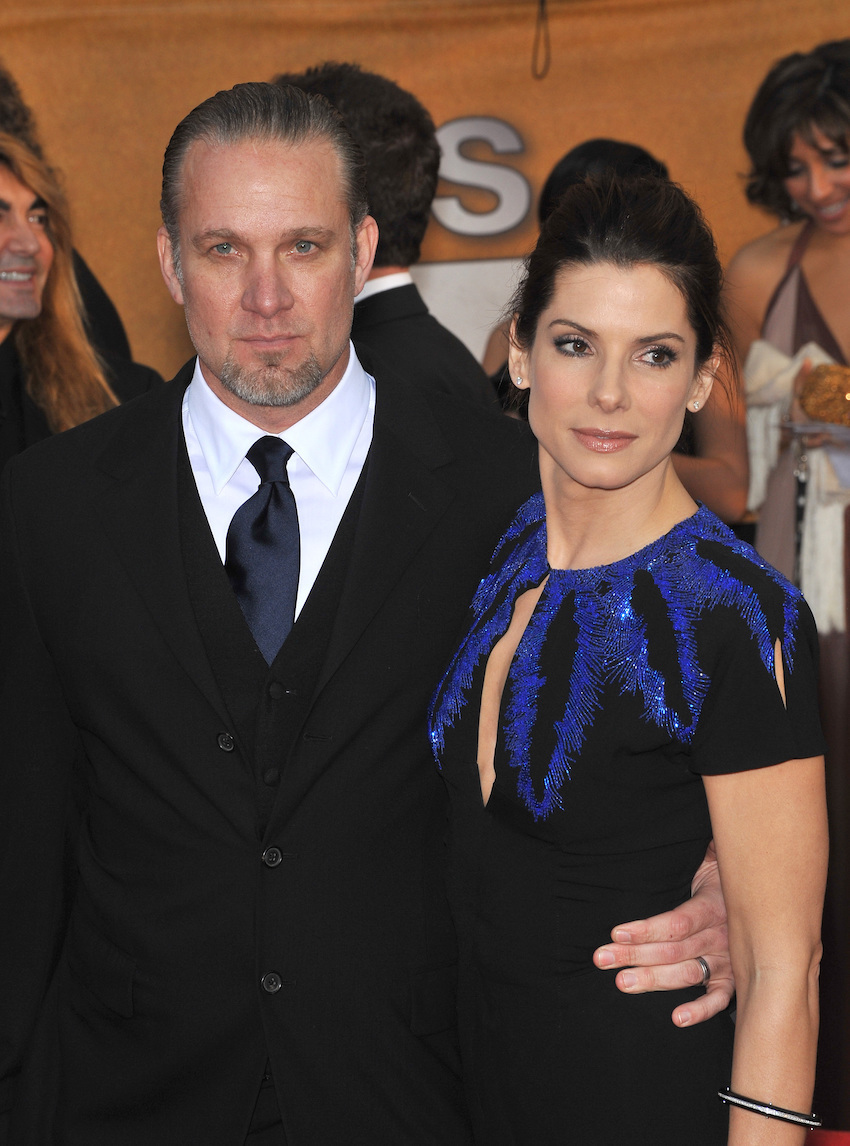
[538,139,668,227]
[274,62,439,268]
[744,39,850,220]
[510,173,733,379]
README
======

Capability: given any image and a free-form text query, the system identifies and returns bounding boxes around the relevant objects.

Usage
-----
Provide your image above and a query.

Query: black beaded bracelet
[718,1087,821,1128]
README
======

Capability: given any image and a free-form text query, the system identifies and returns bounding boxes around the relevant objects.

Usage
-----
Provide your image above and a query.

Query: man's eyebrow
[192,225,337,244]
[0,196,47,213]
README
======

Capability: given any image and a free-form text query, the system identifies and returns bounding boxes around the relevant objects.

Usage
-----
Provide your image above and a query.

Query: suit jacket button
[262,767,280,786]
[261,972,283,994]
[262,847,283,867]
[268,681,285,699]
[217,732,235,752]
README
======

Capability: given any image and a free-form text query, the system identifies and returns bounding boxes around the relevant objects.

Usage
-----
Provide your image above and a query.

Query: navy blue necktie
[225,436,300,664]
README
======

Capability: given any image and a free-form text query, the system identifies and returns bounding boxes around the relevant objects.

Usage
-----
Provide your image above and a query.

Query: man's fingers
[599,954,714,991]
[672,981,735,1027]
[593,927,729,971]
[605,898,723,948]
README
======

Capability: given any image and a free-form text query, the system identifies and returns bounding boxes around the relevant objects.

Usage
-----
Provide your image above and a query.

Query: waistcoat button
[262,847,283,867]
[261,972,283,994]
[217,732,234,752]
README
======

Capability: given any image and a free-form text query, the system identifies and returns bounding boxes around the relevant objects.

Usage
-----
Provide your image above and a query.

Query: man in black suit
[0,83,729,1145]
[275,62,497,408]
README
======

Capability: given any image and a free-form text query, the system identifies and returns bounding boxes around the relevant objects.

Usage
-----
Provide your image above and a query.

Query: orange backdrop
[2,0,850,1127]
[1,0,848,377]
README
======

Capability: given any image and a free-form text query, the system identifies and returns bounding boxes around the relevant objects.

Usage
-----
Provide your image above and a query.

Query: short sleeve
[689,590,825,775]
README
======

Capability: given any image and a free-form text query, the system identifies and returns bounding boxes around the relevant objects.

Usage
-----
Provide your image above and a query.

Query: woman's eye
[642,346,676,367]
[555,336,590,357]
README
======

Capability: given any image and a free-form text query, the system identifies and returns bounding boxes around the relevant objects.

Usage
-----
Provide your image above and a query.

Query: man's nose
[6,214,42,256]
[241,261,295,317]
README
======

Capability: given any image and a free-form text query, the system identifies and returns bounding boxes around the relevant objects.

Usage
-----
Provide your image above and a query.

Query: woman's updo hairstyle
[510,172,732,376]
[744,39,850,220]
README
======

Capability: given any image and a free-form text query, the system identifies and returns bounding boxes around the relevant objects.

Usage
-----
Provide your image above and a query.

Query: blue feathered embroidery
[429,494,802,821]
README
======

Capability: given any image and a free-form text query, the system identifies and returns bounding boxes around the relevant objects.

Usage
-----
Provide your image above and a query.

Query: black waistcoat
[177,438,366,834]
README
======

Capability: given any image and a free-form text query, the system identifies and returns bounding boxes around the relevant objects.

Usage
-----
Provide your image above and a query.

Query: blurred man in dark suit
[276,62,497,407]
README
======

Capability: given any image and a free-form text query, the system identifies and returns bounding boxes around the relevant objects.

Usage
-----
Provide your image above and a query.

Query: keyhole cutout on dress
[477,577,548,806]
[774,637,787,707]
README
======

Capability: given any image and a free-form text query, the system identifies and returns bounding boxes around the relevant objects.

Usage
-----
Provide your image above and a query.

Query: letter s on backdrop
[432,117,531,237]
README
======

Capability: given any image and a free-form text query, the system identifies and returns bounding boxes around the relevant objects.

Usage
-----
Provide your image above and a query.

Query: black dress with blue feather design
[429,494,824,1145]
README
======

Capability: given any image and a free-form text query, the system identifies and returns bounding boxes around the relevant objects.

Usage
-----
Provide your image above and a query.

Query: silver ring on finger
[695,955,711,988]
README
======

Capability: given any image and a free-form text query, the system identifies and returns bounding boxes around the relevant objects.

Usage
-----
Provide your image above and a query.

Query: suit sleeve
[0,460,83,1135]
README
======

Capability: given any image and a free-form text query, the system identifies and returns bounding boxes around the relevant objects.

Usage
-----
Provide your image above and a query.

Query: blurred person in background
[0,133,158,473]
[726,39,850,619]
[0,60,133,363]
[725,38,850,1127]
[274,61,497,408]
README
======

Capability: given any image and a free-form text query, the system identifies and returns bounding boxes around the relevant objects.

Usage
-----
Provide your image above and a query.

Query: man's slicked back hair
[274,62,440,268]
[160,81,369,262]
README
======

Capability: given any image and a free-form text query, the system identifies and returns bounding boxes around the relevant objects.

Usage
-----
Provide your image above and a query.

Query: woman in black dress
[430,174,826,1145]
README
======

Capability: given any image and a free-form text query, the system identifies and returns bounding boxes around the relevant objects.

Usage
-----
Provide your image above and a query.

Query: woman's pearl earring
[516,376,523,385]
[692,400,700,411]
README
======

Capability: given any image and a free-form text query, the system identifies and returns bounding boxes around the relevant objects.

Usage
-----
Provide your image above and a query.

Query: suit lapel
[317,370,456,692]
[91,363,230,723]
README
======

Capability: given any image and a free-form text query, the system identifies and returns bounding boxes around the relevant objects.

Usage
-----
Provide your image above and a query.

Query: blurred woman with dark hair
[431,173,826,1144]
[727,40,850,626]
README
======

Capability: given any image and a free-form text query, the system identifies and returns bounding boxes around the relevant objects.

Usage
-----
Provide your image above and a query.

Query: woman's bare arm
[672,371,749,522]
[481,319,511,376]
[703,750,827,1145]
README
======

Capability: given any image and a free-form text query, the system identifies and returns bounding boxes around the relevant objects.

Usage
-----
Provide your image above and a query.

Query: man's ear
[353,215,379,296]
[157,226,184,305]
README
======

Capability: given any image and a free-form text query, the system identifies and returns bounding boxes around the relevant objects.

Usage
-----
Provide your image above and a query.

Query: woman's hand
[592,841,734,1026]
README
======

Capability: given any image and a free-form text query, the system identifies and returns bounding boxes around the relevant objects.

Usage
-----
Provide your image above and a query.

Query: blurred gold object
[799,364,850,427]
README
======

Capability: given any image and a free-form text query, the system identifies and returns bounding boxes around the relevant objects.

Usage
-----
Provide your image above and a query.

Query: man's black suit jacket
[0,358,537,1145]
[352,283,497,408]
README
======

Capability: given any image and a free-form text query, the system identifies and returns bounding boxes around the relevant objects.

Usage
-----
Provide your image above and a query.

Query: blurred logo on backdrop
[415,116,535,362]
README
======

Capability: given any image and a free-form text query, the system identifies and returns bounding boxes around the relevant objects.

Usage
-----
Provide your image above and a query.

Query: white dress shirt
[354,270,414,303]
[182,346,375,619]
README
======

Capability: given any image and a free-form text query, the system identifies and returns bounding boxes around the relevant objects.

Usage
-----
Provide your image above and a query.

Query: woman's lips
[572,428,637,453]
[812,197,850,225]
